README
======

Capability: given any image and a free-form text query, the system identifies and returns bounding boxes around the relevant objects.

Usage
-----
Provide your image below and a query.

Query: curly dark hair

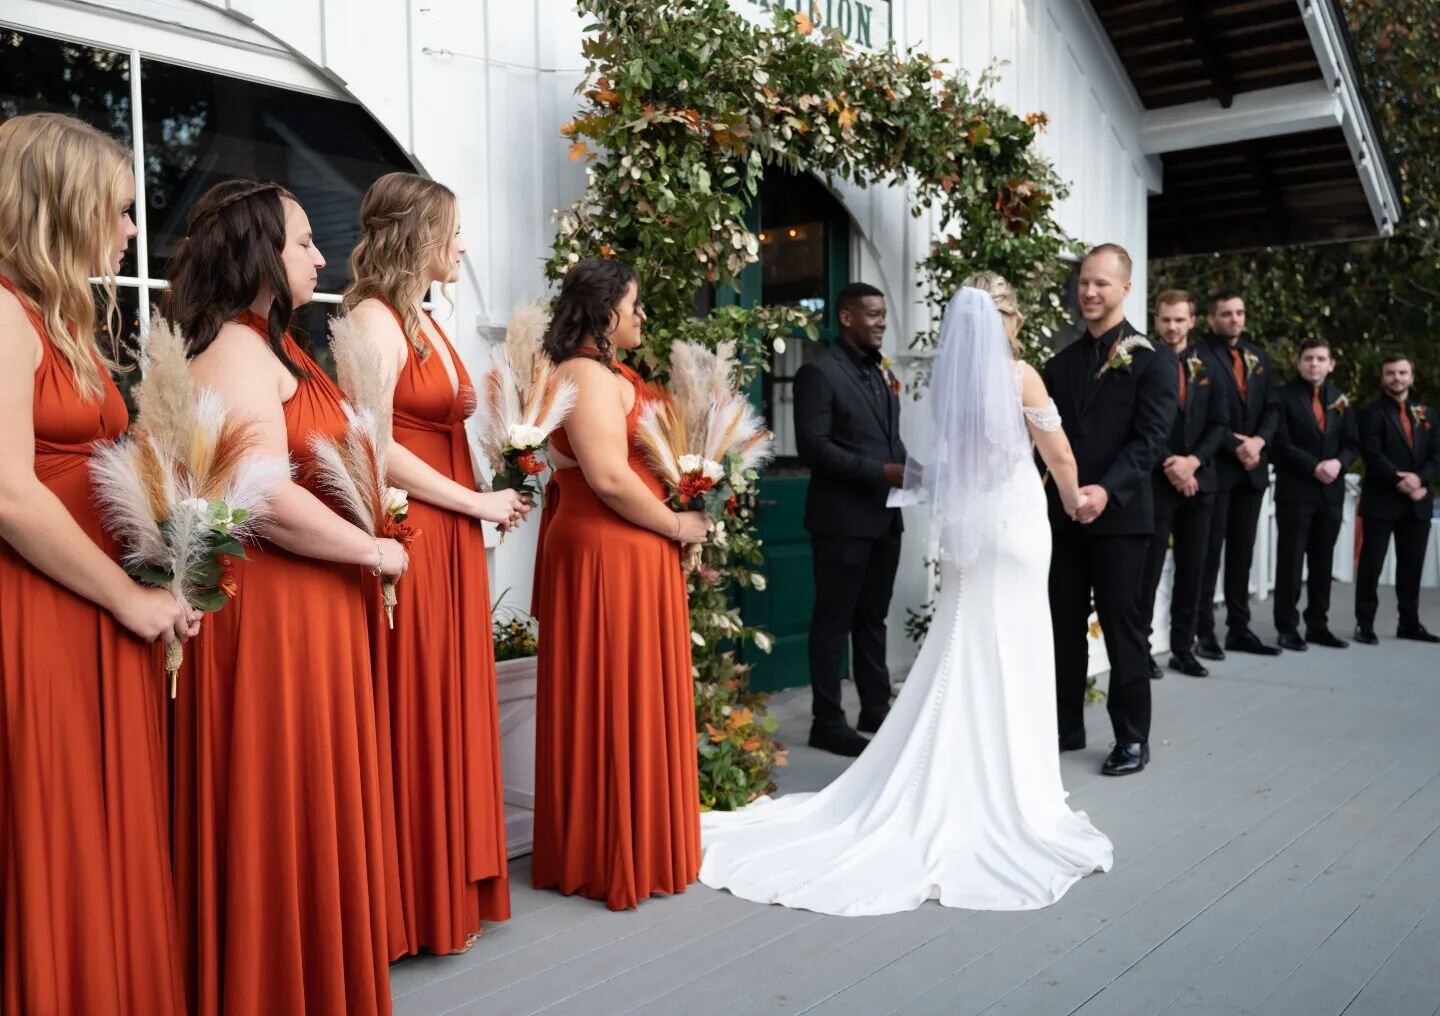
[162,179,307,376]
[542,257,640,364]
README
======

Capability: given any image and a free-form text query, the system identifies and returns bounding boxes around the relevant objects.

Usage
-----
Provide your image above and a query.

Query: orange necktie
[1399,399,1414,448]
[1312,386,1326,433]
[1177,359,1188,410]
[1229,347,1248,400]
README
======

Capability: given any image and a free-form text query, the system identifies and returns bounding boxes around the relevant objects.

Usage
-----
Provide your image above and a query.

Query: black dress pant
[809,521,901,734]
[1272,499,1342,635]
[1198,482,1266,637]
[1142,479,1216,653]
[1050,528,1152,746]
[1355,516,1432,631]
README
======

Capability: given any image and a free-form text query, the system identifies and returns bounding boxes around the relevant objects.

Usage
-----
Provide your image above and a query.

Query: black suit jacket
[1156,347,1231,496]
[1199,333,1280,492]
[1041,320,1179,536]
[794,342,907,539]
[1273,379,1360,509]
[1358,395,1440,522]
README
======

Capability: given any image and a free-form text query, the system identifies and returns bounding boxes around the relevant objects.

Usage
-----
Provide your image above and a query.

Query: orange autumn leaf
[568,140,590,161]
[727,707,754,730]
[837,107,857,130]
[742,738,761,752]
[706,722,727,743]
[794,11,814,35]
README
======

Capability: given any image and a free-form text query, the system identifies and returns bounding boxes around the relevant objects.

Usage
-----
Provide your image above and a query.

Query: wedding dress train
[698,456,1113,917]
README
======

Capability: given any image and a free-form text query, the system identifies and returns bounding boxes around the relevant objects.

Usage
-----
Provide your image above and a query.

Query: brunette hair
[342,172,458,359]
[1381,352,1412,370]
[0,112,130,400]
[1208,288,1245,314]
[162,179,307,375]
[542,257,640,364]
[1298,337,1333,357]
[1155,289,1194,314]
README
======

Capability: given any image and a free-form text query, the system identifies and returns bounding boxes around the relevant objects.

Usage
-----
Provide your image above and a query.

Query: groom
[1042,245,1178,776]
[794,282,907,758]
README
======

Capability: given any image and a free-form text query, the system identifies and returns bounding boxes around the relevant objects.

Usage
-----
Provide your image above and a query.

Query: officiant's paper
[887,487,927,508]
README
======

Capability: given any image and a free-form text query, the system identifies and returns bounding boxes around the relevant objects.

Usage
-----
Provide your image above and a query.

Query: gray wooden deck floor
[392,584,1440,1016]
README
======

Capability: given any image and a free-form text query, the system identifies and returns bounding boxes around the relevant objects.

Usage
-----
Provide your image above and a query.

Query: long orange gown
[531,352,700,911]
[366,304,509,956]
[0,275,185,1014]
[172,313,392,1015]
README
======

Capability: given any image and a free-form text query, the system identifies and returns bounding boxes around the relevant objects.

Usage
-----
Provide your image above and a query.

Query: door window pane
[140,59,415,290]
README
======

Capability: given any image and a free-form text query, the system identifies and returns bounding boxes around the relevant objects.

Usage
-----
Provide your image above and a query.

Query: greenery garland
[545,0,1072,809]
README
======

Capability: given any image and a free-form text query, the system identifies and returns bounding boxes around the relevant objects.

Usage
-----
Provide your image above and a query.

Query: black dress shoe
[1194,633,1226,661]
[1101,742,1149,776]
[808,727,869,757]
[1305,629,1349,649]
[856,711,889,734]
[1148,658,1164,681]
[1168,650,1209,678]
[1058,730,1086,752]
[1225,630,1282,656]
[1397,625,1440,643]
[1353,626,1379,645]
[1276,630,1308,652]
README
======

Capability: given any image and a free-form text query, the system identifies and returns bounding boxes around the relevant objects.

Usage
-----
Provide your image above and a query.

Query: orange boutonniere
[881,355,901,396]
[1413,404,1430,428]
[1186,354,1207,382]
[1327,393,1350,415]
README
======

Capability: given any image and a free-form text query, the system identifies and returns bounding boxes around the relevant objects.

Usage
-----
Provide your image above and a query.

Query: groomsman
[1271,338,1359,650]
[1044,244,1178,776]
[1195,290,1282,659]
[1354,353,1440,644]
[1139,291,1230,680]
[794,282,908,756]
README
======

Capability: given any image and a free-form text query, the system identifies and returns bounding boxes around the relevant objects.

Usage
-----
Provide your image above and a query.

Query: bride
[698,275,1113,916]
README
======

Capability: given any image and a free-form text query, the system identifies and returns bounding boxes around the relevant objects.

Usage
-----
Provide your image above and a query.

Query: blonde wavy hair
[960,270,1023,355]
[343,172,458,359]
[0,113,130,400]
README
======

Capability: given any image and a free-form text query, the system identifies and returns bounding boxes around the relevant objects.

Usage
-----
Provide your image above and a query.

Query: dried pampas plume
[329,313,392,448]
[131,316,198,457]
[504,300,549,406]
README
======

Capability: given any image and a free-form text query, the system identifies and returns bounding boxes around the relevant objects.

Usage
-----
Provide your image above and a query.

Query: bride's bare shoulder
[1017,361,1050,406]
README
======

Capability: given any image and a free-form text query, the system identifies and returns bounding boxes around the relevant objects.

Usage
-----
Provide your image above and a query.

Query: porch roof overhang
[1089,0,1401,257]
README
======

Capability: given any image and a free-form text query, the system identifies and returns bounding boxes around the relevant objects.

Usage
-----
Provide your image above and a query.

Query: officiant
[793,281,907,758]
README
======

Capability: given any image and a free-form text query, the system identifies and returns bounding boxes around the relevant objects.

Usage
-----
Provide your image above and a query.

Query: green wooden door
[735,170,852,693]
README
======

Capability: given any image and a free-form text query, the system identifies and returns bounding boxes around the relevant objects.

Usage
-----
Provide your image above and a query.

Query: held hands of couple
[1062,485,1108,524]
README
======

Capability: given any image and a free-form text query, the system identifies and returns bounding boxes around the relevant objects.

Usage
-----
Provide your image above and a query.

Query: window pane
[290,300,341,380]
[0,30,133,145]
[99,286,144,409]
[140,60,416,291]
[1,30,138,277]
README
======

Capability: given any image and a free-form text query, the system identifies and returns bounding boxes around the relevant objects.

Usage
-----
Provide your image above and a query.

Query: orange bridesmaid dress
[366,303,509,956]
[0,275,185,1014]
[172,312,392,1015]
[531,350,700,911]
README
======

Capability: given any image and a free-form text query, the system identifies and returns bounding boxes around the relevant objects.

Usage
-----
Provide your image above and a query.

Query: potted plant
[492,591,538,857]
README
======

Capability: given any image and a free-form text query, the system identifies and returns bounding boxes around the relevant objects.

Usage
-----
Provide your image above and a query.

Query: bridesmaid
[0,112,193,1014]
[532,257,708,910]
[340,171,527,955]
[164,180,405,1015]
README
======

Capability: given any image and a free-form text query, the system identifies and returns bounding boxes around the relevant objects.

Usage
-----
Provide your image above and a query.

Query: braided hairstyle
[163,179,307,375]
[543,257,640,364]
[342,172,458,359]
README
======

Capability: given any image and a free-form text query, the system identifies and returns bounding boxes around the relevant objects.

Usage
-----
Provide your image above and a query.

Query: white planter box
[495,656,537,859]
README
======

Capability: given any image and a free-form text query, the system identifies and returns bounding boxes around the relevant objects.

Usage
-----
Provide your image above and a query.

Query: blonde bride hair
[0,113,130,400]
[960,271,1022,355]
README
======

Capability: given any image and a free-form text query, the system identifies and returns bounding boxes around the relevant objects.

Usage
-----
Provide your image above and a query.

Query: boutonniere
[880,355,900,396]
[1413,404,1430,427]
[1327,393,1349,415]
[1095,336,1154,380]
[1186,354,1206,382]
[1243,350,1261,376]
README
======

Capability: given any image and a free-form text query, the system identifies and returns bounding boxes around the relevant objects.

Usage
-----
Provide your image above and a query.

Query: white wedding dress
[698,294,1113,917]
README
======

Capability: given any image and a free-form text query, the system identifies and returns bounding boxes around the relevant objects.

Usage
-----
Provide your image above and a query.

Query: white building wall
[8,0,1156,672]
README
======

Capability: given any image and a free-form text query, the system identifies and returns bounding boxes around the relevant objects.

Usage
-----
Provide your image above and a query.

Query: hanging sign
[727,0,894,51]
